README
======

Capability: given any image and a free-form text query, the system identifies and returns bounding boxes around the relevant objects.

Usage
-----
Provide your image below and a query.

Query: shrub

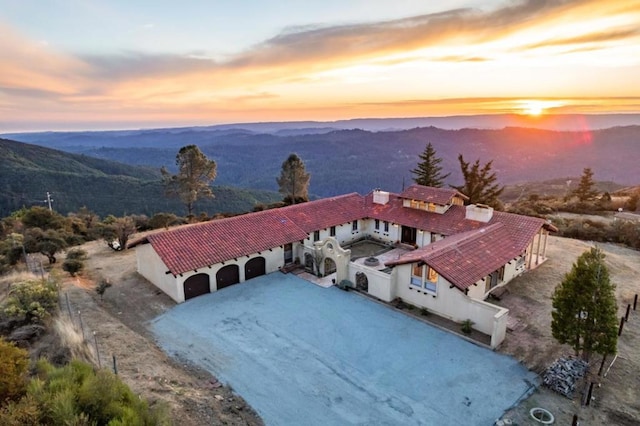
[2,279,59,325]
[95,281,112,301]
[65,249,87,261]
[62,259,84,277]
[461,319,474,334]
[0,337,29,402]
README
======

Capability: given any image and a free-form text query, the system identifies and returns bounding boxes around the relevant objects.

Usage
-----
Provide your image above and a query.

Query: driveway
[152,273,536,425]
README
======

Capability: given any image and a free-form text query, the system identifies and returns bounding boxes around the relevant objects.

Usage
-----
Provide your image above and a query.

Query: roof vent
[465,204,494,222]
[373,189,389,205]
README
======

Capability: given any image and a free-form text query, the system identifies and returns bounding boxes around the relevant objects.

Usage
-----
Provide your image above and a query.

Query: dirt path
[62,238,263,426]
[498,236,640,425]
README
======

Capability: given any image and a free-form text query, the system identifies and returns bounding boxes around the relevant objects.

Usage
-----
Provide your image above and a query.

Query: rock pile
[543,356,589,398]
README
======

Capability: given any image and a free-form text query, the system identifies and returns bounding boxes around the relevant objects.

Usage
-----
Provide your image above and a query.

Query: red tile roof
[136,185,551,283]
[399,185,468,204]
[143,209,309,275]
[386,223,522,290]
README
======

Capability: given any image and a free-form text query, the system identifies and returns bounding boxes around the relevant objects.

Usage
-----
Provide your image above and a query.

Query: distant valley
[5,122,639,203]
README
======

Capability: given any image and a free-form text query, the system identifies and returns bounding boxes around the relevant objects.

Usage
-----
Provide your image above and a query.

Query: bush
[2,279,59,325]
[0,337,29,402]
[461,319,474,334]
[65,249,87,261]
[62,259,84,277]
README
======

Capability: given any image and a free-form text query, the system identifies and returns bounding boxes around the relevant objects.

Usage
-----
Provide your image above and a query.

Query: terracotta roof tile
[399,185,468,204]
[386,223,521,290]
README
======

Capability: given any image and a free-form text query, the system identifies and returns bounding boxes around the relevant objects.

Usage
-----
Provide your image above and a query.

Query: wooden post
[634,294,638,311]
[572,414,579,426]
[625,304,631,322]
[113,355,118,375]
[93,332,101,369]
[598,354,607,376]
[65,293,72,319]
[618,316,625,336]
[586,382,594,406]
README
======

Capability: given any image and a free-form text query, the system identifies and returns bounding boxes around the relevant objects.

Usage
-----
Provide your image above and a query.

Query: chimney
[373,189,389,205]
[465,204,494,222]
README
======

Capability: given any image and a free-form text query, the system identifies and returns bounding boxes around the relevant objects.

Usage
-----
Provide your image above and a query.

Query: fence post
[618,316,625,336]
[598,354,607,376]
[113,355,118,376]
[93,332,101,369]
[625,304,631,322]
[634,294,638,311]
[78,311,84,338]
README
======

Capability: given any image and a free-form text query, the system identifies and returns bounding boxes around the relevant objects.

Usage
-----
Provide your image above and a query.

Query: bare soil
[60,238,263,426]
[497,236,640,425]
[53,234,639,426]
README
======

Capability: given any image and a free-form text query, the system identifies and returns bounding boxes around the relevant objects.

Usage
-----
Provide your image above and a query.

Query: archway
[245,257,266,280]
[355,272,369,291]
[304,253,314,272]
[184,273,210,300]
[216,265,240,290]
[324,257,337,275]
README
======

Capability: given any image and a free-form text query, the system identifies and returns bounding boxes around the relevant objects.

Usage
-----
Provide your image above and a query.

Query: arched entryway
[216,265,240,290]
[304,253,314,272]
[324,257,337,275]
[245,257,266,280]
[184,273,210,300]
[355,272,368,291]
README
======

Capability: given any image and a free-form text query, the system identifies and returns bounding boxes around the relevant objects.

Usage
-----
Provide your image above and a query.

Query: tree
[23,228,66,264]
[0,338,29,402]
[276,153,310,205]
[99,216,137,251]
[161,145,217,216]
[573,167,598,202]
[411,142,450,187]
[450,154,504,208]
[551,247,618,361]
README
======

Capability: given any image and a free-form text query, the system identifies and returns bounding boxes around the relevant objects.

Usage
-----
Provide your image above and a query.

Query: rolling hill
[0,138,280,218]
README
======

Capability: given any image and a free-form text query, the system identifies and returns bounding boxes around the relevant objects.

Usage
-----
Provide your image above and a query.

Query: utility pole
[44,192,54,211]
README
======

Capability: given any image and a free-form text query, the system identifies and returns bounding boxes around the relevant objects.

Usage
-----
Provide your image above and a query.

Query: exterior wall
[366,218,400,244]
[348,263,394,302]
[393,263,508,348]
[401,199,449,214]
[136,244,182,303]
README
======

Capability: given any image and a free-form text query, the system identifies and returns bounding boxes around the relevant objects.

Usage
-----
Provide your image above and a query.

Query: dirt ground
[50,234,639,426]
[61,238,263,426]
[498,236,640,425]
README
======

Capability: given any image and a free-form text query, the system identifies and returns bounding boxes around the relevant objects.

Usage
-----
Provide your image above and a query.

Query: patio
[152,272,537,426]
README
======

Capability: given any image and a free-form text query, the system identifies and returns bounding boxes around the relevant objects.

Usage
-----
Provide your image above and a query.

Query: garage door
[184,273,210,300]
[216,265,240,290]
[245,257,266,281]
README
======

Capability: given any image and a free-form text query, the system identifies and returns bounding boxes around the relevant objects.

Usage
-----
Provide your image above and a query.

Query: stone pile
[543,356,589,398]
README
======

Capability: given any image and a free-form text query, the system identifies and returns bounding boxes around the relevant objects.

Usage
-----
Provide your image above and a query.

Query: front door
[401,226,417,245]
[284,243,293,264]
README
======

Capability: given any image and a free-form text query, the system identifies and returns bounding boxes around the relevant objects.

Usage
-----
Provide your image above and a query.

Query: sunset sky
[1,0,640,132]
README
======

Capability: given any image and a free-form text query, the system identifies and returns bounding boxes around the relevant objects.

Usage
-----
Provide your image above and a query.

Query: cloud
[525,27,640,49]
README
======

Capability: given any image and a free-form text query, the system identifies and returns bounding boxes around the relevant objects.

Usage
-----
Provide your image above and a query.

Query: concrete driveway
[152,273,536,426]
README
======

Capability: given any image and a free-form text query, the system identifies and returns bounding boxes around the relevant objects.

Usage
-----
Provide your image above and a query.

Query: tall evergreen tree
[551,247,618,361]
[161,145,217,216]
[276,153,310,205]
[572,167,598,202]
[450,154,504,208]
[411,142,450,187]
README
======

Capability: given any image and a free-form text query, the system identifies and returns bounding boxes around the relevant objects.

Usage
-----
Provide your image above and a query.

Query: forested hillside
[8,125,640,197]
[0,138,279,217]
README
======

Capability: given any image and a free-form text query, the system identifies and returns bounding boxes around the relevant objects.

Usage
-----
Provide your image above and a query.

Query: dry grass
[0,271,41,304]
[53,316,97,365]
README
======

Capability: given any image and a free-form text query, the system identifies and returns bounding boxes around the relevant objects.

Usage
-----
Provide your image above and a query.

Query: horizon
[1,0,639,132]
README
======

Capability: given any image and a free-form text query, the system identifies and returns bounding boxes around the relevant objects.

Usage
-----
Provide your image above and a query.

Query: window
[410,200,419,209]
[498,265,505,281]
[313,230,320,241]
[430,233,437,243]
[428,203,436,212]
[425,267,438,293]
[374,219,380,230]
[352,220,358,231]
[384,221,389,232]
[411,263,424,287]
[330,226,336,237]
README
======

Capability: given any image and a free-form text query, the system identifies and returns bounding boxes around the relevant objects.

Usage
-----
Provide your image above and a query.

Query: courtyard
[152,273,537,426]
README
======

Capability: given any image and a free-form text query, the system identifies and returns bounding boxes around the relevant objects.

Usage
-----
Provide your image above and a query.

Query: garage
[183,273,210,300]
[216,265,240,290]
[244,257,266,281]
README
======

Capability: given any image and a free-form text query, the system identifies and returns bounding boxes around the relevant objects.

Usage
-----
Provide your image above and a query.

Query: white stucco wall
[348,263,394,302]
[136,244,182,303]
[392,263,508,348]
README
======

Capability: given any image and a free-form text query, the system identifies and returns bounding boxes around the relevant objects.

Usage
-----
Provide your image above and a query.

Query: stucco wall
[136,244,182,302]
[393,263,508,348]
[348,263,394,302]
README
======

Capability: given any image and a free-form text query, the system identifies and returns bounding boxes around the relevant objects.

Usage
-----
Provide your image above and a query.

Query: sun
[521,100,547,116]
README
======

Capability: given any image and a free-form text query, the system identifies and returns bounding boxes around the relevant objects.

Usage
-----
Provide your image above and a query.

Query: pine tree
[276,153,310,205]
[450,154,504,208]
[161,145,217,216]
[572,167,598,202]
[551,247,618,361]
[411,142,450,187]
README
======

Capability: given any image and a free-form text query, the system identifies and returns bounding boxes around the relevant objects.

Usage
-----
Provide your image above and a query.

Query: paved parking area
[152,273,537,426]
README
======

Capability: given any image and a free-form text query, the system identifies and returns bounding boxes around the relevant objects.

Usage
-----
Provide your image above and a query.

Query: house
[131,185,555,348]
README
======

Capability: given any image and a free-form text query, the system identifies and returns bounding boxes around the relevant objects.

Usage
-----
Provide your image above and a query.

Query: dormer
[399,185,468,214]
